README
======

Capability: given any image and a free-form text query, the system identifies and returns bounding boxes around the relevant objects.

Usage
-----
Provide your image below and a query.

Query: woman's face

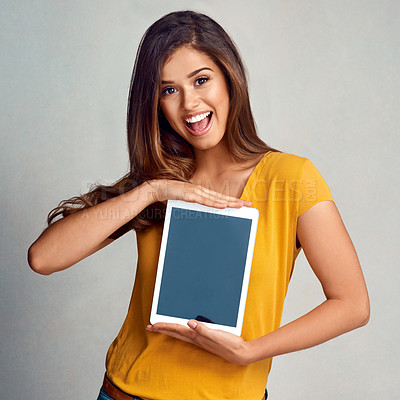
[159,46,230,153]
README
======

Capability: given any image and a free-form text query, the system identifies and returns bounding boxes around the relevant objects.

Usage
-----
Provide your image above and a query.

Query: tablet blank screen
[157,207,252,327]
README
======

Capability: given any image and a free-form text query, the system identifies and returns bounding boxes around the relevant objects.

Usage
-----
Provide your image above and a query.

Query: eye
[161,87,177,96]
[195,76,209,86]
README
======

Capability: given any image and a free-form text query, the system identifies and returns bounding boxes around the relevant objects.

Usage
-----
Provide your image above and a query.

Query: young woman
[28,10,370,400]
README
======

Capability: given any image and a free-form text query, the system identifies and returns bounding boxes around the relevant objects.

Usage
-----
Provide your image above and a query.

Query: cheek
[211,84,230,116]
[217,93,230,122]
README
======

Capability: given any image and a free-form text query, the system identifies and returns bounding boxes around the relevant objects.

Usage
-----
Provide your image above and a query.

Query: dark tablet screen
[156,207,252,327]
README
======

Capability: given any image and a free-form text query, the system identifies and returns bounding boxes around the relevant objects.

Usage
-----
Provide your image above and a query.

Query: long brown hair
[48,10,278,237]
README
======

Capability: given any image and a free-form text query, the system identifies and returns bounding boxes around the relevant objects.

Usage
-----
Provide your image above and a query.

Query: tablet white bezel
[150,200,259,336]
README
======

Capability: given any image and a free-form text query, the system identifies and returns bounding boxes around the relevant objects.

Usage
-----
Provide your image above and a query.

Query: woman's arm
[28,180,250,275]
[28,183,153,275]
[147,200,370,364]
[245,200,370,362]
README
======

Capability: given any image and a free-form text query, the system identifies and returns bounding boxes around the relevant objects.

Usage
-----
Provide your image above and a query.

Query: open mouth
[184,112,213,136]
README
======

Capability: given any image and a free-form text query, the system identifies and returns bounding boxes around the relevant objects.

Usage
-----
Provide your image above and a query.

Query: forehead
[161,46,219,78]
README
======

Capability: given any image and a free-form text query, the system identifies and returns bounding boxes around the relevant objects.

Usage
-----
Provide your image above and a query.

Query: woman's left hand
[146,320,252,365]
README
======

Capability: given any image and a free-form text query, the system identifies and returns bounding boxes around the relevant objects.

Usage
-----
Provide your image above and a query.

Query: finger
[188,320,224,343]
[191,191,252,209]
[200,196,252,209]
[200,192,252,208]
[148,321,214,345]
[198,187,249,203]
[146,323,197,344]
[147,323,195,338]
[182,191,229,208]
[179,182,252,208]
[163,181,252,208]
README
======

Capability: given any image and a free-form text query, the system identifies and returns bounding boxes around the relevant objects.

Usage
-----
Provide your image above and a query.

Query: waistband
[103,374,143,400]
[102,373,267,400]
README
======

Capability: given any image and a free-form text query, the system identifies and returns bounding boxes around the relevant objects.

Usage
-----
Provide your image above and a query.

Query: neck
[193,140,237,178]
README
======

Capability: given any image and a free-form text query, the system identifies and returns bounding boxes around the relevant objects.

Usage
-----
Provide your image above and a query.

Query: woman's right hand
[145,179,252,209]
[28,179,251,275]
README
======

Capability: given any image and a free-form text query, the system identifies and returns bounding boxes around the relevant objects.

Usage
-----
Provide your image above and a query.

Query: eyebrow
[161,67,213,84]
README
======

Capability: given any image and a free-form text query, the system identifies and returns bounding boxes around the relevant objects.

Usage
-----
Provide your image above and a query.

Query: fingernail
[187,320,197,329]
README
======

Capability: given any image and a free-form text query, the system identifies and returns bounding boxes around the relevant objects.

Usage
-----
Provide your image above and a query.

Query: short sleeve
[297,159,334,217]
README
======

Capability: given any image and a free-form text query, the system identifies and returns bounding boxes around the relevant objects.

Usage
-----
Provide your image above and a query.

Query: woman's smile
[183,111,213,136]
[159,46,230,151]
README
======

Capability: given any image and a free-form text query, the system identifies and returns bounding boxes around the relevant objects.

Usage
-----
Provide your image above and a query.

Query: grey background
[1,0,398,399]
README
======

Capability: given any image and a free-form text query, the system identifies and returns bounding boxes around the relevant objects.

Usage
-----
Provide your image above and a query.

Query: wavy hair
[47,10,278,237]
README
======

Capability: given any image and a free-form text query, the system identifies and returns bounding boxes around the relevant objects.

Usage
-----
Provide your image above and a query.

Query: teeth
[184,112,211,124]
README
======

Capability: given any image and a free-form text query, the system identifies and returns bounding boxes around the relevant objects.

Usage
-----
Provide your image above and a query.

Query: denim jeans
[97,385,268,399]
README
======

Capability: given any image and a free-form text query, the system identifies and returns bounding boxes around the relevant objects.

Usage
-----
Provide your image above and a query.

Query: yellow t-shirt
[105,151,334,400]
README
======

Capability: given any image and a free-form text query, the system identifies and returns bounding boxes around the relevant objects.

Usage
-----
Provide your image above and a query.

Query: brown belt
[102,374,143,400]
[103,373,265,400]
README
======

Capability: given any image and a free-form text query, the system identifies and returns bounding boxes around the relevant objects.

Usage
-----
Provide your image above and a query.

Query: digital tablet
[150,200,259,336]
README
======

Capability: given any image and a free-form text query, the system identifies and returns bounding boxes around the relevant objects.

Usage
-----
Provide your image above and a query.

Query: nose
[181,88,200,111]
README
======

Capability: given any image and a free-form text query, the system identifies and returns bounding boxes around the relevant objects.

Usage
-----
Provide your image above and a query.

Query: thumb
[187,319,201,330]
[187,320,210,336]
